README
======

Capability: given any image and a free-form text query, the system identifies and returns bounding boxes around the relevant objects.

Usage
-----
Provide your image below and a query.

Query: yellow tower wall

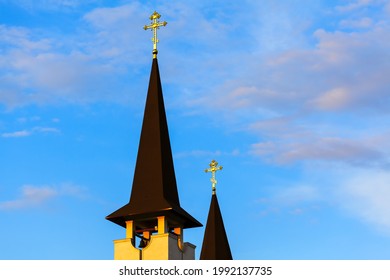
[114,238,141,260]
[113,218,196,260]
[113,234,196,260]
[142,233,196,260]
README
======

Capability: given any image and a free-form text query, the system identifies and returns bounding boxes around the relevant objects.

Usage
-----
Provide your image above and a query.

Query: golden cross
[143,11,167,58]
[205,160,223,195]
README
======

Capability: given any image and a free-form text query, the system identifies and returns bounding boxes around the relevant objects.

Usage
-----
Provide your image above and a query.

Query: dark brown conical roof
[106,58,201,230]
[200,194,233,260]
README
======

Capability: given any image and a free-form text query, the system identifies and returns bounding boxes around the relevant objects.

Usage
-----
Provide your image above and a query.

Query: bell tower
[106,11,202,260]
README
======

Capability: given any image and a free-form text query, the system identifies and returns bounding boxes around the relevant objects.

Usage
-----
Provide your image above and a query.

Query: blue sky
[1,0,390,260]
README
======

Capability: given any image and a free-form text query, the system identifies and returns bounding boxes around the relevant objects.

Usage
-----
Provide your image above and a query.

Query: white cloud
[1,1,389,112]
[188,8,390,168]
[257,167,390,236]
[0,25,51,51]
[1,126,60,138]
[310,87,352,111]
[0,183,86,210]
[279,138,383,164]
[16,116,41,123]
[247,111,390,167]
[250,127,388,167]
[0,185,57,210]
[2,50,114,105]
[83,3,141,29]
[340,17,374,29]
[174,149,240,159]
[209,24,390,116]
[1,130,31,138]
[0,4,154,108]
[336,169,390,234]
[0,4,144,108]
[273,185,321,205]
[336,0,382,12]
[1,0,390,172]
[0,0,95,11]
[256,183,323,218]
[33,127,60,133]
[252,151,390,233]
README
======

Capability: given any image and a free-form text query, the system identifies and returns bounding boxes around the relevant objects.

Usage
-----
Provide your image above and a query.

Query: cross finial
[205,160,223,195]
[143,11,167,59]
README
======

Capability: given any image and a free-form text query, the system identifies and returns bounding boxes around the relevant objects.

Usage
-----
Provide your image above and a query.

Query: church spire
[106,12,201,260]
[200,160,233,260]
[106,57,201,229]
[106,48,200,231]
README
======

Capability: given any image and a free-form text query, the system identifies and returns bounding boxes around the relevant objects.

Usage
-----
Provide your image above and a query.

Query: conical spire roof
[200,193,233,260]
[106,58,201,230]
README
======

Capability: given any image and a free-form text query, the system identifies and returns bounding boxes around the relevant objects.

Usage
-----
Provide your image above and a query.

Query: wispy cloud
[0,183,86,210]
[0,1,322,109]
[204,24,390,116]
[248,114,390,167]
[336,0,380,12]
[256,183,323,218]
[174,149,240,159]
[336,169,390,234]
[1,126,60,138]
[2,2,388,167]
[1,1,389,113]
[263,184,321,206]
[183,4,390,168]
[257,167,390,235]
[0,15,140,108]
[0,185,57,209]
[1,130,31,138]
[340,17,374,29]
[17,116,41,123]
[251,136,386,166]
[310,87,352,111]
[0,0,96,12]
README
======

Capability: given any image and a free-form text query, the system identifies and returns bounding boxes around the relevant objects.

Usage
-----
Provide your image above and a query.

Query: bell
[138,238,148,248]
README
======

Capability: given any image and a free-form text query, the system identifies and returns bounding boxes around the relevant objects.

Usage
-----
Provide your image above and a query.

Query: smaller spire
[201,159,232,260]
[205,159,223,195]
[143,11,167,59]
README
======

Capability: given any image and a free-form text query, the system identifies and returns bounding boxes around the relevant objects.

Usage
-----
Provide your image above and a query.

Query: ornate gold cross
[205,160,223,195]
[143,11,167,58]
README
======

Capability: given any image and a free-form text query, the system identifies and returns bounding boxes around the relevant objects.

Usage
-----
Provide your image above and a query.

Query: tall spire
[106,12,201,231]
[200,160,232,260]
